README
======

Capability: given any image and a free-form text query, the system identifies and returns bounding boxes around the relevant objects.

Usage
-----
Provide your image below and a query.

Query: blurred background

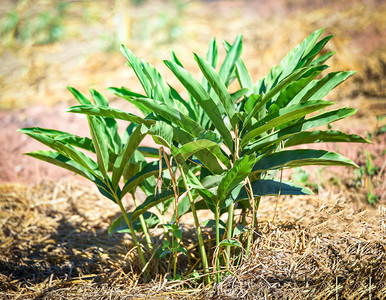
[0,0,385,202]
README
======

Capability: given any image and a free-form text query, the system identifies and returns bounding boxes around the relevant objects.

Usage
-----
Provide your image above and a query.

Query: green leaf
[298,35,333,68]
[121,159,166,197]
[24,150,115,202]
[291,71,356,105]
[135,97,205,138]
[112,124,147,190]
[178,157,205,190]
[244,67,310,127]
[67,86,91,105]
[233,224,248,237]
[252,149,358,173]
[223,41,253,90]
[202,219,227,228]
[241,100,333,147]
[164,60,234,151]
[90,88,109,106]
[268,65,327,113]
[284,130,370,147]
[88,116,110,178]
[169,84,197,119]
[194,53,237,128]
[24,150,96,181]
[245,107,357,154]
[310,51,335,66]
[138,146,161,158]
[201,37,218,92]
[19,127,95,152]
[217,155,255,201]
[218,239,241,248]
[179,139,223,162]
[236,178,313,200]
[66,105,154,127]
[108,86,146,99]
[120,45,152,97]
[18,129,102,178]
[108,86,152,115]
[141,59,176,108]
[171,127,225,174]
[89,89,122,153]
[108,211,160,234]
[131,188,185,223]
[219,34,243,86]
[277,28,325,81]
[174,196,208,219]
[149,121,174,148]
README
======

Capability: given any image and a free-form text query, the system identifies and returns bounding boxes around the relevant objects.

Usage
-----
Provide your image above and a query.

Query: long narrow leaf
[194,53,237,128]
[291,71,356,105]
[219,34,243,86]
[164,60,234,151]
[268,65,327,113]
[24,150,115,202]
[241,100,333,147]
[223,41,253,90]
[19,127,95,152]
[25,150,96,181]
[120,45,152,96]
[201,37,218,93]
[112,124,147,190]
[236,178,313,200]
[244,67,310,127]
[66,105,154,127]
[251,149,358,174]
[217,155,255,201]
[284,130,370,147]
[121,159,166,197]
[67,86,92,105]
[244,107,357,154]
[18,129,102,178]
[135,97,205,138]
[88,116,110,178]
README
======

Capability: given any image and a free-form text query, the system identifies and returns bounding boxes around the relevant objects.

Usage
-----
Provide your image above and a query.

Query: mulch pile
[0,180,384,299]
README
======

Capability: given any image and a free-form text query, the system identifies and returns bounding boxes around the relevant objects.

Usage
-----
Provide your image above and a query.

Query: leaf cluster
[19,28,368,283]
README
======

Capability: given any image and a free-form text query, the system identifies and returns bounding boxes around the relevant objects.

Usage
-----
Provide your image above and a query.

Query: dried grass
[0,180,385,299]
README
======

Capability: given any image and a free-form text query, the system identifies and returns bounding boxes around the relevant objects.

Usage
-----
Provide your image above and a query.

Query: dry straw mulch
[0,180,385,299]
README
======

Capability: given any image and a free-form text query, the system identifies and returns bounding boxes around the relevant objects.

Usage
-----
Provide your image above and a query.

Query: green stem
[225,203,234,268]
[178,165,211,284]
[215,206,220,283]
[115,195,149,280]
[133,195,153,251]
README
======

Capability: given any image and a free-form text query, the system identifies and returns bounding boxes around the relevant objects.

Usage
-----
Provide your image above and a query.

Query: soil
[0,0,385,299]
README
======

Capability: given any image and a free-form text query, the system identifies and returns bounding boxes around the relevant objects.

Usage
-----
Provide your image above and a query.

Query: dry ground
[0,0,385,299]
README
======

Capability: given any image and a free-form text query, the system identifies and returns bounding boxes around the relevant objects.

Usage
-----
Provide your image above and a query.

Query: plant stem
[133,195,153,251]
[245,176,260,258]
[225,203,234,268]
[115,195,149,280]
[178,165,211,284]
[225,123,238,265]
[161,148,180,280]
[215,206,220,283]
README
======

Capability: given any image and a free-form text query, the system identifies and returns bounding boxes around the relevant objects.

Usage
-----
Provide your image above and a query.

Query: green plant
[292,167,320,192]
[1,2,67,47]
[19,28,368,284]
[354,151,381,205]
